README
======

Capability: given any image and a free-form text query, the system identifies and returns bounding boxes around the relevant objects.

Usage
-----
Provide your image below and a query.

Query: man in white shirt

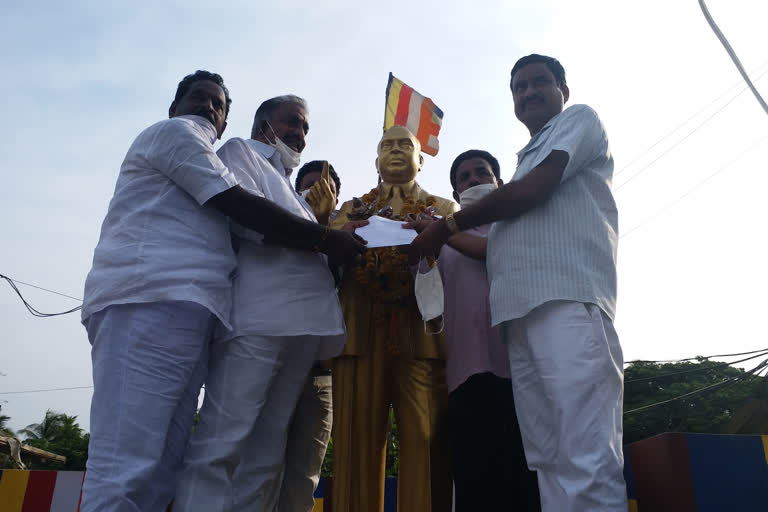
[411,54,627,511]
[82,76,365,512]
[173,96,365,511]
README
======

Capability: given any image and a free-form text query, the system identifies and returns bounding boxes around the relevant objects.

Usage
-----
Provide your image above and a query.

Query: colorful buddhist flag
[384,73,444,156]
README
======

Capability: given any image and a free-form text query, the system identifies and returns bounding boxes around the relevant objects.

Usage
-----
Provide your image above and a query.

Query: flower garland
[347,186,440,303]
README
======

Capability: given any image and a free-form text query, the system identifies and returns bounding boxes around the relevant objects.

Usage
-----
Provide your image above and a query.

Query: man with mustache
[411,54,627,511]
[82,75,365,512]
[174,96,366,511]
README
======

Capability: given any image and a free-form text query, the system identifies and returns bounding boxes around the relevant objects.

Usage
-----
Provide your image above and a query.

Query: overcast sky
[1,0,767,433]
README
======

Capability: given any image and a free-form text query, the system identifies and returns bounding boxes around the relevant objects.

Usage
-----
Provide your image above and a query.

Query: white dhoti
[501,300,627,512]
[173,334,322,512]
[81,301,216,512]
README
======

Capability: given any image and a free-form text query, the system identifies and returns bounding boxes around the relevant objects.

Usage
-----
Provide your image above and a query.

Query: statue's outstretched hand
[306,162,336,223]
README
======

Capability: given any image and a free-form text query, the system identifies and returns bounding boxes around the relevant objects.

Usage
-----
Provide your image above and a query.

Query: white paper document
[355,215,417,248]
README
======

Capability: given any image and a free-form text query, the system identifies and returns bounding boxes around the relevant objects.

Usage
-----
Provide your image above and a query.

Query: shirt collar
[378,180,421,200]
[516,108,567,157]
[246,139,289,177]
[179,115,218,144]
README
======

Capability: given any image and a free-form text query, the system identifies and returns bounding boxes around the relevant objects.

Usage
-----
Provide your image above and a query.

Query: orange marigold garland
[347,187,440,303]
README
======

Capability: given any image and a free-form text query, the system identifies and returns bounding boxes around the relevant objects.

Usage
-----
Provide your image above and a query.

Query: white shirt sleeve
[217,138,268,242]
[541,105,608,182]
[217,138,268,198]
[144,118,238,205]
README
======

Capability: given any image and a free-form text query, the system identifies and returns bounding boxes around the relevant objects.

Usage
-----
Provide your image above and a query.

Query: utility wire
[0,383,206,395]
[614,72,768,192]
[615,62,768,178]
[0,274,83,317]
[619,134,768,239]
[626,347,768,365]
[0,385,93,395]
[699,0,768,116]
[625,350,768,384]
[0,273,82,302]
[625,358,768,414]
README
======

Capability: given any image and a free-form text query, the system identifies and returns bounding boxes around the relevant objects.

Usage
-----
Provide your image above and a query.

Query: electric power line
[626,346,768,365]
[619,134,768,239]
[615,63,768,178]
[0,383,206,395]
[624,358,768,414]
[614,72,768,192]
[0,385,93,395]
[699,0,768,116]
[625,350,768,384]
[0,274,83,317]
[0,273,82,302]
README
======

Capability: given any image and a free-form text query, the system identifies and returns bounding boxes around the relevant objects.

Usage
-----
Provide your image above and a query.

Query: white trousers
[501,300,627,512]
[81,301,215,512]
[173,334,321,512]
[276,370,333,512]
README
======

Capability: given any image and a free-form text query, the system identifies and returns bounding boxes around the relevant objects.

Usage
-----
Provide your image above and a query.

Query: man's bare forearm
[446,233,487,261]
[207,186,324,250]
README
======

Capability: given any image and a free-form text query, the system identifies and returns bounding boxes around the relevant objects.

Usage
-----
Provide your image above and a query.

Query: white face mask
[458,183,497,208]
[264,121,302,169]
[299,189,310,200]
[414,259,444,333]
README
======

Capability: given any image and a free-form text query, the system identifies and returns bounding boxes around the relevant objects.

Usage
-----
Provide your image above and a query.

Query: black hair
[449,149,501,190]
[174,70,232,117]
[510,54,567,89]
[294,160,341,196]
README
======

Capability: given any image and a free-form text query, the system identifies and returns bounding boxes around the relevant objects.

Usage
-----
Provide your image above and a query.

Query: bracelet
[312,225,330,252]
[444,213,461,235]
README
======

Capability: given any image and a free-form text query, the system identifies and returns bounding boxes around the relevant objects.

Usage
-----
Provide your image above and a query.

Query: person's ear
[453,190,460,203]
[561,83,570,104]
[168,101,177,118]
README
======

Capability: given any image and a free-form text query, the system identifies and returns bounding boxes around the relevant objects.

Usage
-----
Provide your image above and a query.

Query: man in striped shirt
[411,54,627,511]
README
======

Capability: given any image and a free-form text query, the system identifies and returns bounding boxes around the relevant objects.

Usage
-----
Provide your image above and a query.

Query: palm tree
[19,410,81,446]
[0,414,14,437]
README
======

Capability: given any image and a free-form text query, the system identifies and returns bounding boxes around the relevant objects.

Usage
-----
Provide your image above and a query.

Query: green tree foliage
[0,414,14,436]
[19,409,89,470]
[321,406,400,477]
[623,359,764,444]
[385,408,399,477]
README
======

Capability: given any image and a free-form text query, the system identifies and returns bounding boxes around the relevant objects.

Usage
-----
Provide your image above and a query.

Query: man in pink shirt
[408,150,540,511]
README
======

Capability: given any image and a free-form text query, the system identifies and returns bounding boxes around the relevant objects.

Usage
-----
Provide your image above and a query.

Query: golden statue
[330,126,457,512]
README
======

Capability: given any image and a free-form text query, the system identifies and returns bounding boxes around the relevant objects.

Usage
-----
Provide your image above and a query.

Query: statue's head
[375,126,424,184]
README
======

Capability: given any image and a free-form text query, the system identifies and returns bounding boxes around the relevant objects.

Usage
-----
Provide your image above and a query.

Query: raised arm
[208,186,365,265]
[410,150,567,255]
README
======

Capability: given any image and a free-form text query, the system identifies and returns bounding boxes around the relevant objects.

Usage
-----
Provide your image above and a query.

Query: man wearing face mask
[411,54,626,511]
[174,95,366,511]
[406,150,540,511]
[82,72,364,512]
